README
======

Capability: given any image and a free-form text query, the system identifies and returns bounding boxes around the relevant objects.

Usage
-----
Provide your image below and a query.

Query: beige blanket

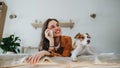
[0,54,120,68]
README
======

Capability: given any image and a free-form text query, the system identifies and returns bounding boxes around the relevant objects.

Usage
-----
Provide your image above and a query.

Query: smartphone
[49,30,53,37]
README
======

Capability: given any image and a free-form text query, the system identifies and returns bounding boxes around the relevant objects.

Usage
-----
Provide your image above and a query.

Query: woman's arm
[26,50,50,65]
[49,36,72,57]
[48,40,62,57]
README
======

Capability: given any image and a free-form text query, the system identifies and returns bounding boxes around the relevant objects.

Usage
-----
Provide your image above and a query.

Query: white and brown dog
[71,33,95,61]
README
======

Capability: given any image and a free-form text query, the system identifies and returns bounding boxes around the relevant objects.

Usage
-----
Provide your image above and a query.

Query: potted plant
[0,34,21,54]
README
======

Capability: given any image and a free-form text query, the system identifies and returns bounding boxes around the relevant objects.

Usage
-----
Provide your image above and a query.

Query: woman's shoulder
[61,35,72,47]
[61,35,72,40]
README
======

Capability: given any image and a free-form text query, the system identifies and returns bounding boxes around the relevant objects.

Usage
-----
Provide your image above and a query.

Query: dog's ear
[74,33,80,39]
[86,33,91,38]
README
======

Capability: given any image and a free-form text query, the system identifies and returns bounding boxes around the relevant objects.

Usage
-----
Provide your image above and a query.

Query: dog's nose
[87,40,90,44]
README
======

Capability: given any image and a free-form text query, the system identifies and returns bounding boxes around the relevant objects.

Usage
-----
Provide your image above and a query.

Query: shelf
[31,20,74,29]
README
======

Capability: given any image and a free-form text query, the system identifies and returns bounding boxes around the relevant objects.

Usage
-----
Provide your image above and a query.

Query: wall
[1,0,120,53]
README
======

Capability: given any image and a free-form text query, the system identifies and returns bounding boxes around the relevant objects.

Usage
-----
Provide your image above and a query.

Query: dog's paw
[71,57,78,62]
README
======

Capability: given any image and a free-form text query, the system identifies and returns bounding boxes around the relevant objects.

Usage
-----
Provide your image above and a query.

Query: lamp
[90,13,96,19]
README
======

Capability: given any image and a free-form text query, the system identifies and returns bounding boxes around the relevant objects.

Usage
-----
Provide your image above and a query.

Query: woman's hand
[45,29,54,41]
[45,29,54,50]
[26,50,50,65]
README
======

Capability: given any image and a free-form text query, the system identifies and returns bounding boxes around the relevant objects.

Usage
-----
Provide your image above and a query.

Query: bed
[0,53,120,68]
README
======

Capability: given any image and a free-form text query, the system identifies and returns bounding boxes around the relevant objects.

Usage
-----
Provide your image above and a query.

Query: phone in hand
[49,30,53,37]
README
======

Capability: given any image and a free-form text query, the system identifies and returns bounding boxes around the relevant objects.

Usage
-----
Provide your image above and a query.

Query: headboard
[21,46,39,54]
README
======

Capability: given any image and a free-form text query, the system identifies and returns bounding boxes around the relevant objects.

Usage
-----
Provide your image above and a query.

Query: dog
[71,33,95,61]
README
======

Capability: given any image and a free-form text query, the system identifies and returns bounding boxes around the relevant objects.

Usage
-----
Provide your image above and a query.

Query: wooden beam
[31,20,74,29]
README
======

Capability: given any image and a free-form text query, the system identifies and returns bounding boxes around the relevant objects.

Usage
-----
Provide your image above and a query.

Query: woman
[27,18,72,64]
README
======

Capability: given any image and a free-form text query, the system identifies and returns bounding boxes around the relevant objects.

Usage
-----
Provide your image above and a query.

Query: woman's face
[47,20,62,37]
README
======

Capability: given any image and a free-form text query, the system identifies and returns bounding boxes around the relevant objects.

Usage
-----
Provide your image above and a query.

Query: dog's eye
[81,37,84,39]
[87,36,91,38]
